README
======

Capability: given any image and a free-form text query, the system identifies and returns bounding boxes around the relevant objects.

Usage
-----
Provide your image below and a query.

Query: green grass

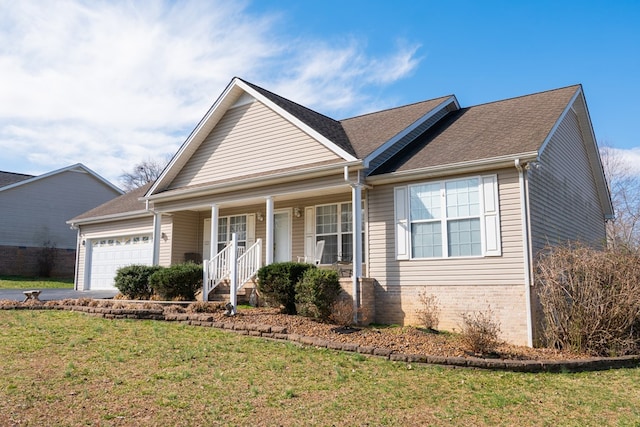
[1,310,639,426]
[0,275,73,289]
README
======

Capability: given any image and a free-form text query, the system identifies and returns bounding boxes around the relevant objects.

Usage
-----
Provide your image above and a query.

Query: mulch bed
[2,299,639,372]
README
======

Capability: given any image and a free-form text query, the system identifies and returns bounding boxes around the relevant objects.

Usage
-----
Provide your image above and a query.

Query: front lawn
[1,310,639,426]
[0,275,74,289]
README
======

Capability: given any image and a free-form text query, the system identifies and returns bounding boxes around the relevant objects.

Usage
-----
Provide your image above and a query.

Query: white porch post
[265,196,274,265]
[352,181,363,319]
[210,204,219,260]
[229,232,238,314]
[152,212,162,266]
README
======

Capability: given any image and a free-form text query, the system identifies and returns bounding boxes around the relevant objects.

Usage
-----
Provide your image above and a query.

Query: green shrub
[295,269,342,321]
[114,264,163,299]
[149,263,203,301]
[256,262,315,314]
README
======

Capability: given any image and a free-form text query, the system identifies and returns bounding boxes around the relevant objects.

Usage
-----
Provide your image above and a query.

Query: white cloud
[0,0,421,183]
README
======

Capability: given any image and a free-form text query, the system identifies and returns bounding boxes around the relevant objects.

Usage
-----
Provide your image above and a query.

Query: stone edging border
[3,304,640,373]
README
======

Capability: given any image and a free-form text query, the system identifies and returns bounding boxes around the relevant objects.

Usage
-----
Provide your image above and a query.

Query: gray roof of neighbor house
[372,85,581,175]
[69,182,153,223]
[0,171,35,188]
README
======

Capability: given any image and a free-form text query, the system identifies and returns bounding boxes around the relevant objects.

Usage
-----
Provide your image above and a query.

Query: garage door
[88,235,153,290]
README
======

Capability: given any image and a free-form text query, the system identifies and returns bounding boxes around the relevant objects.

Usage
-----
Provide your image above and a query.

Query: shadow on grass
[0,275,74,289]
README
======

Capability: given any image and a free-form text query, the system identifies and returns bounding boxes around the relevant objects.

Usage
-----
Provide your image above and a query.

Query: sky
[1,0,638,186]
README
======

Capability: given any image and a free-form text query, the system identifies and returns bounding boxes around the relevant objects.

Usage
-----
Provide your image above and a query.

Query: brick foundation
[0,245,75,278]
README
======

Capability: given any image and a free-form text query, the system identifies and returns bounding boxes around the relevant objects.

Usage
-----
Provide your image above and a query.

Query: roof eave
[366,152,540,185]
[67,210,152,227]
[144,160,364,203]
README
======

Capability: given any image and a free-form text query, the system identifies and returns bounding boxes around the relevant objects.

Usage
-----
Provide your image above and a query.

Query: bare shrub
[459,309,501,355]
[330,299,366,326]
[536,244,640,356]
[416,289,440,330]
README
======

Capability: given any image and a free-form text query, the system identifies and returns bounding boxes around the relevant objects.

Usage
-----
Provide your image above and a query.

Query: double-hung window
[310,202,365,264]
[395,175,500,259]
[217,215,247,252]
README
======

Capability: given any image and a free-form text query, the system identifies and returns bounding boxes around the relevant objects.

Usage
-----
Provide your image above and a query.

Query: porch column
[210,204,219,260]
[152,212,162,266]
[352,182,363,318]
[265,196,274,265]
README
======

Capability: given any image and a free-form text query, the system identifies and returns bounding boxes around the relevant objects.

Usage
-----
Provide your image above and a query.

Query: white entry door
[274,211,291,262]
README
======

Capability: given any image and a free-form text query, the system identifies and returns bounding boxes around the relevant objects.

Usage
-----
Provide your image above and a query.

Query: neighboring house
[0,164,123,277]
[68,78,612,346]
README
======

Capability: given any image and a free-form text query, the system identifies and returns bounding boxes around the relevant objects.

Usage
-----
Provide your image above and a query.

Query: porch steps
[207,281,257,305]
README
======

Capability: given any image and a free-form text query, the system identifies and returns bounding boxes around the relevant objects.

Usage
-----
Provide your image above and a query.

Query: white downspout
[345,166,364,322]
[515,159,534,347]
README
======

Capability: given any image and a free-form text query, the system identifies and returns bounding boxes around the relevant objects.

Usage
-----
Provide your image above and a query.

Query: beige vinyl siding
[367,169,528,343]
[0,170,120,249]
[527,109,607,255]
[170,211,199,265]
[368,169,525,286]
[169,100,342,189]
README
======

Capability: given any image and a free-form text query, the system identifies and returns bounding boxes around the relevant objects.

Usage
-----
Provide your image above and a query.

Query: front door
[274,210,291,262]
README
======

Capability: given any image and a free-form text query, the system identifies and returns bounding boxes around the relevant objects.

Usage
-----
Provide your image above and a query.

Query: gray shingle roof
[372,85,580,174]
[0,171,34,188]
[340,96,453,158]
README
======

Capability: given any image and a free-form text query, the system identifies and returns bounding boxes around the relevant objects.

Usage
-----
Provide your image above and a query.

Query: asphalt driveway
[0,288,118,302]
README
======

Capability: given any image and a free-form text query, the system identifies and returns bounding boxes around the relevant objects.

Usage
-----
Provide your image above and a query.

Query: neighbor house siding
[367,168,530,345]
[0,169,120,249]
[168,100,342,189]
[527,108,607,255]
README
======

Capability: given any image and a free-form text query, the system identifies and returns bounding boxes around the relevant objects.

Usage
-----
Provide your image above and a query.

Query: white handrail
[203,238,263,301]
[237,238,262,292]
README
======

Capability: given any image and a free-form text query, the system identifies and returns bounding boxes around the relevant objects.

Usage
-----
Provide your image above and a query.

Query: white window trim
[306,201,366,265]
[216,213,256,251]
[395,174,501,260]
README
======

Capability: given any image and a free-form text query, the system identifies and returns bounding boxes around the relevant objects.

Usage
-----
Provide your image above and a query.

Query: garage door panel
[88,235,153,290]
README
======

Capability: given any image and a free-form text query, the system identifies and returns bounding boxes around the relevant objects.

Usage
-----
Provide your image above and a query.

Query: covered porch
[147,169,368,311]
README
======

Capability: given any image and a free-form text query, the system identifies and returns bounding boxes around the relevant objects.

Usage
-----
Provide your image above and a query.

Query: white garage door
[88,235,153,290]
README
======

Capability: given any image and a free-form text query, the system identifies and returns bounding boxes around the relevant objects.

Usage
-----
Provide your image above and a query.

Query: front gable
[148,78,358,198]
[167,96,345,190]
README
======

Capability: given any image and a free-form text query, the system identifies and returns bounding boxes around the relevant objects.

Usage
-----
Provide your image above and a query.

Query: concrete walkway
[0,288,119,302]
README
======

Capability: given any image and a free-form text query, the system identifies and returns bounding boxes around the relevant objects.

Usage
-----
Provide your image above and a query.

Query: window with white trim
[312,202,365,264]
[217,215,247,252]
[395,175,501,259]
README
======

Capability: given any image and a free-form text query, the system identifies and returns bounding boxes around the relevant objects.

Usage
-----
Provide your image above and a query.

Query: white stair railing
[203,235,263,304]
[203,241,233,298]
[237,238,262,293]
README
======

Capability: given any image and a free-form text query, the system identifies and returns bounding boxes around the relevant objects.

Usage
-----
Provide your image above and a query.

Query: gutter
[515,159,534,347]
[367,152,539,185]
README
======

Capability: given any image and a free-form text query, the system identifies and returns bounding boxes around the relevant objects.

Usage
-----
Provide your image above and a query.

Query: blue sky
[1,0,638,184]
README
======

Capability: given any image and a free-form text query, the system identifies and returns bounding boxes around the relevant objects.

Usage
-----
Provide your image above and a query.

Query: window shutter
[304,206,315,259]
[394,186,410,260]
[481,175,501,256]
[246,214,256,245]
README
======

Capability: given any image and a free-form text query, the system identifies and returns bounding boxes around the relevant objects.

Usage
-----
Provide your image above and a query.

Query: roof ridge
[340,95,454,122]
[465,84,581,109]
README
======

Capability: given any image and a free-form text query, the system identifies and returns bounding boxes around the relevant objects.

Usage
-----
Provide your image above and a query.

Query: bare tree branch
[119,158,166,192]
